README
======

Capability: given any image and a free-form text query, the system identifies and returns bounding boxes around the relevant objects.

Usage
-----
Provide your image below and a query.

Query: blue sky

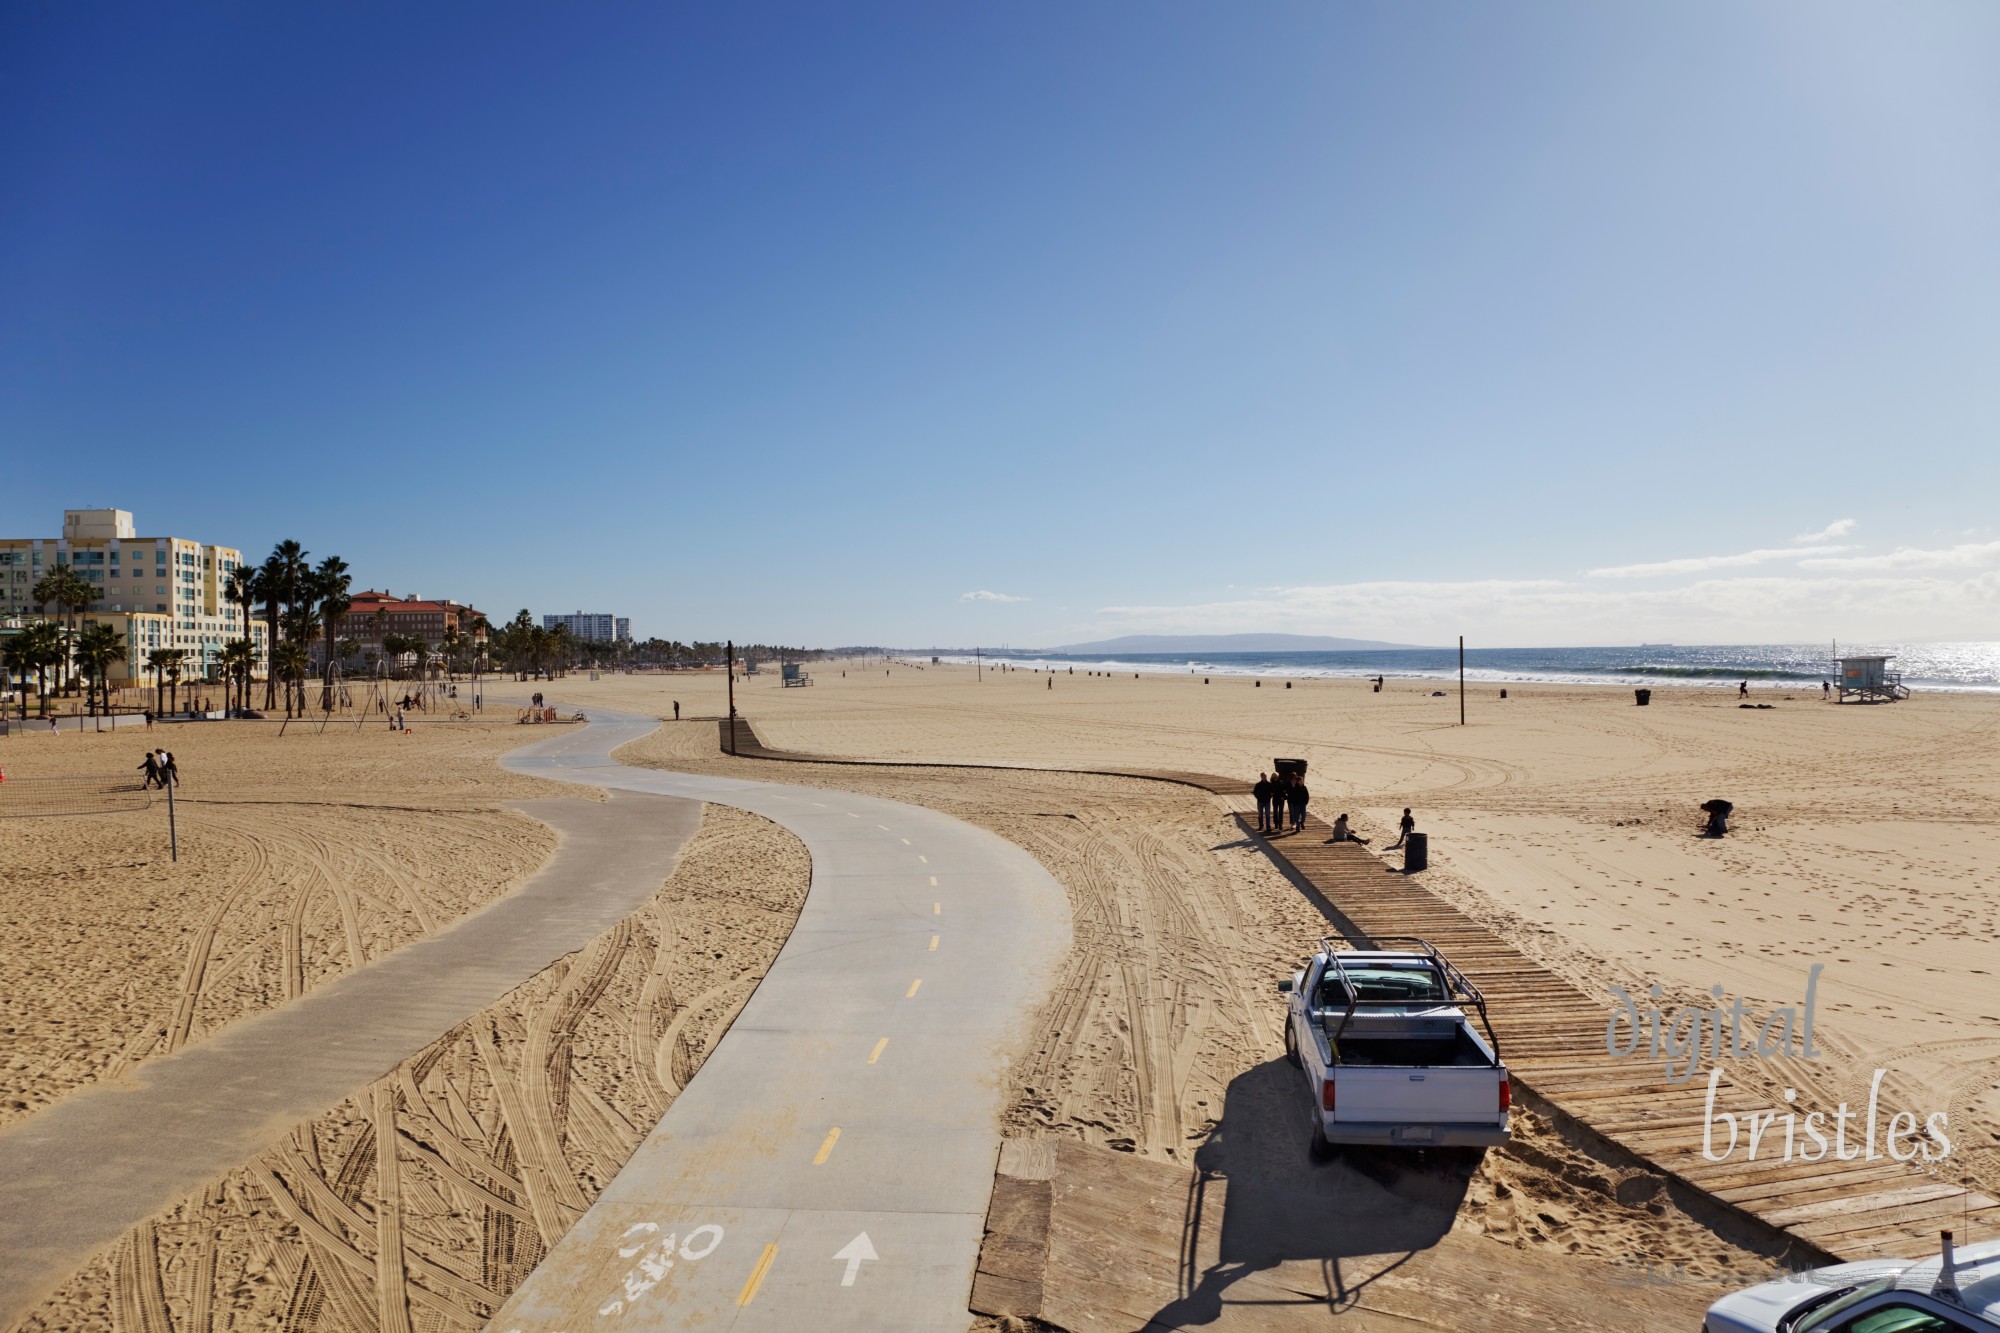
[5,2,1998,647]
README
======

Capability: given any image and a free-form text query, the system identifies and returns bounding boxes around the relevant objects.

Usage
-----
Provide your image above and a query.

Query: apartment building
[542,611,632,643]
[0,508,265,683]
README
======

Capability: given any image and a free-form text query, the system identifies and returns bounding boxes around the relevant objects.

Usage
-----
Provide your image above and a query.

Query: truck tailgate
[1331,1067,1500,1124]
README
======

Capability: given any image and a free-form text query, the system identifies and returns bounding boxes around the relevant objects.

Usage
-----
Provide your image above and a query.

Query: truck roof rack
[1316,935,1500,1058]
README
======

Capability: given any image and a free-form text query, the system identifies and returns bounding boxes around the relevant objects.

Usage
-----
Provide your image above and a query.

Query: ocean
[940,643,2000,693]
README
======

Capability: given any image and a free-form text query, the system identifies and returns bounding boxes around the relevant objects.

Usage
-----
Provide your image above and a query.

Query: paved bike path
[489,711,1072,1332]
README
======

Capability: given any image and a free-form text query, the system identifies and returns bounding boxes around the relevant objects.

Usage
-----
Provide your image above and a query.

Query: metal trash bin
[1404,832,1428,873]
[1635,688,1652,706]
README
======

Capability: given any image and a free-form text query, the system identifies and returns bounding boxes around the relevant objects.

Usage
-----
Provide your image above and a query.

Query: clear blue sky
[5,3,1998,647]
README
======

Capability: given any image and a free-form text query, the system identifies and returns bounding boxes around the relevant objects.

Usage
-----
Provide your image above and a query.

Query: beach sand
[0,719,579,1124]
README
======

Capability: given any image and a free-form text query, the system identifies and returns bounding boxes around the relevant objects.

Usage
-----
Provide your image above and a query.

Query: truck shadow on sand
[1146,1058,1477,1328]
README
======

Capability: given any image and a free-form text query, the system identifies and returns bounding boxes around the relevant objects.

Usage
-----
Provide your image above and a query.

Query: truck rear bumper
[1322,1121,1511,1148]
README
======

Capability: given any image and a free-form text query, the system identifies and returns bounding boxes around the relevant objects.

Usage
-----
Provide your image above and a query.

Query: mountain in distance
[1051,632,1429,654]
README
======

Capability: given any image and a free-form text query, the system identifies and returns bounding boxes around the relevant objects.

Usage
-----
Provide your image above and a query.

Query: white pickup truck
[1279,937,1512,1159]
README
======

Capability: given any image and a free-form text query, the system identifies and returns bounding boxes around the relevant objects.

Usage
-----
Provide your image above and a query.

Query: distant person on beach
[673,700,681,720]
[143,710,153,731]
[1739,680,1749,698]
[1330,813,1368,844]
[1390,808,1415,848]
[138,752,161,789]
[1289,778,1309,833]
[1373,675,1384,693]
[161,752,179,787]
[1253,773,1273,832]
[1822,681,1831,699]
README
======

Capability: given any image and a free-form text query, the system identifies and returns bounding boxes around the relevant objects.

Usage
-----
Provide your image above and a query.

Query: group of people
[1252,771,1310,834]
[137,748,180,789]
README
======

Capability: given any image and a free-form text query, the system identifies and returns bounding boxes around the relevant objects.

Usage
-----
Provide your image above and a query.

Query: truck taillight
[1321,1079,1337,1112]
[1498,1077,1512,1112]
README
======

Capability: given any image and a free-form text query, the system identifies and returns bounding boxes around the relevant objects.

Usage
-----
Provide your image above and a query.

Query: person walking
[1739,680,1749,699]
[160,751,179,788]
[673,700,680,721]
[143,709,153,731]
[1389,807,1416,848]
[1289,777,1309,833]
[138,752,161,789]
[1252,772,1273,832]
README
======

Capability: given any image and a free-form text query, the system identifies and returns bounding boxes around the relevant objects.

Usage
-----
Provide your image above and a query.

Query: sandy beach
[563,663,2000,1219]
[4,664,1992,1328]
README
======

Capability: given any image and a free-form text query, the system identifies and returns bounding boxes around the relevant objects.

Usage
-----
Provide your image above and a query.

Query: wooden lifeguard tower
[1836,654,1909,704]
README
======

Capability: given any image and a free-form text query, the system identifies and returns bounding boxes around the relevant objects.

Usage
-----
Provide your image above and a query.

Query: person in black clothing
[138,752,160,789]
[1252,773,1273,832]
[673,700,680,721]
[1389,807,1415,848]
[161,752,180,787]
[1289,778,1309,833]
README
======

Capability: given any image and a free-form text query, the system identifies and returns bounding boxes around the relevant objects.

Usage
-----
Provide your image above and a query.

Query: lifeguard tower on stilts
[1836,654,1909,704]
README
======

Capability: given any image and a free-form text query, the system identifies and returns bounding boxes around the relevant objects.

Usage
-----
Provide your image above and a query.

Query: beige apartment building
[0,508,265,684]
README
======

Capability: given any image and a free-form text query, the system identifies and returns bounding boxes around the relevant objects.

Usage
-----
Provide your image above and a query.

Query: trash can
[1404,832,1428,873]
[1635,688,1652,706]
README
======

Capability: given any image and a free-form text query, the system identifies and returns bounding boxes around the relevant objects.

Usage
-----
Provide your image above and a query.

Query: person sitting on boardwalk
[1253,772,1274,832]
[1288,778,1309,833]
[1329,813,1368,844]
[1389,807,1415,848]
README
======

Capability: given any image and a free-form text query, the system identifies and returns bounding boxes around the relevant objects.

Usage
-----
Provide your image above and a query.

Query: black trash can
[1404,831,1428,873]
[1635,688,1652,706]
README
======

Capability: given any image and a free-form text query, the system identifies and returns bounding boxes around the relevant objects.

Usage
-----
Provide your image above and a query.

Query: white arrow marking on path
[833,1232,878,1287]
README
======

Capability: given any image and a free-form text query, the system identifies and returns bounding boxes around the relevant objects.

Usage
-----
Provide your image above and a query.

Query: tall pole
[726,638,736,754]
[166,771,178,863]
[1458,635,1466,726]
[976,646,982,682]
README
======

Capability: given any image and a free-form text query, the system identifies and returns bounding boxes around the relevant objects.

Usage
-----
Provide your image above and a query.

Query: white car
[1706,1235,2000,1332]
[1279,937,1511,1157]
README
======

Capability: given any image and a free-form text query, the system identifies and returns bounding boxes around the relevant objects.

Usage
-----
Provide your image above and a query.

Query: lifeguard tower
[781,662,812,688]
[1836,655,1908,704]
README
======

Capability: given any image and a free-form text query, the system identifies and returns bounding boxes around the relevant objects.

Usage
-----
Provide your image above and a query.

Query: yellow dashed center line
[929,934,939,951]
[906,979,923,998]
[918,854,928,864]
[929,875,938,886]
[901,837,911,845]
[867,1037,889,1065]
[814,1127,842,1164]
[737,1244,778,1305]
[933,902,941,915]
[878,824,890,831]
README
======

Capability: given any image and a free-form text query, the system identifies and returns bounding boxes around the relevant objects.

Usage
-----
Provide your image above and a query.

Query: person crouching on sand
[1330,813,1368,844]
[1253,772,1273,832]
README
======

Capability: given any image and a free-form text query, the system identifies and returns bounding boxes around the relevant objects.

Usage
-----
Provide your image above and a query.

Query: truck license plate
[1397,1127,1434,1143]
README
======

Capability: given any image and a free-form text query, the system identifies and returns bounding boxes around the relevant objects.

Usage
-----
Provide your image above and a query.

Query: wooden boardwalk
[717,717,1999,1262]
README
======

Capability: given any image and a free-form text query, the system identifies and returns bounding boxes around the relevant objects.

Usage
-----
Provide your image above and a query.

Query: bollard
[1403,832,1428,873]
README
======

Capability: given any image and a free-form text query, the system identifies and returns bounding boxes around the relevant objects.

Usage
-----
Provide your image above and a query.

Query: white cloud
[1793,519,1857,542]
[1585,545,1851,579]
[1798,540,2000,573]
[961,589,1029,603]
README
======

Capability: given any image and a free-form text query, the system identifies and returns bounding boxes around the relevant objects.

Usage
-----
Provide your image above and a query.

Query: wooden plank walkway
[717,717,1999,1262]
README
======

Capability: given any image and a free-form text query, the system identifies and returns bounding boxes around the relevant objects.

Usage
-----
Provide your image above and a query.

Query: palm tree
[219,639,256,714]
[258,541,309,708]
[32,565,97,697]
[273,641,310,718]
[157,648,188,715]
[75,622,126,716]
[312,556,352,710]
[4,621,64,718]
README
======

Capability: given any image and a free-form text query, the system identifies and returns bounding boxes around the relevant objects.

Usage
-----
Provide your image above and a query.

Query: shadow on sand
[1145,1058,1476,1329]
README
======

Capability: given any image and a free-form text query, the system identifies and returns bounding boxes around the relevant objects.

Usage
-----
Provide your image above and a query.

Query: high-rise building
[0,508,265,682]
[542,611,630,644]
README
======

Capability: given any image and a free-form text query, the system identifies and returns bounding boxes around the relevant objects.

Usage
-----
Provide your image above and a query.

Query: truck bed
[1328,1028,1495,1069]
